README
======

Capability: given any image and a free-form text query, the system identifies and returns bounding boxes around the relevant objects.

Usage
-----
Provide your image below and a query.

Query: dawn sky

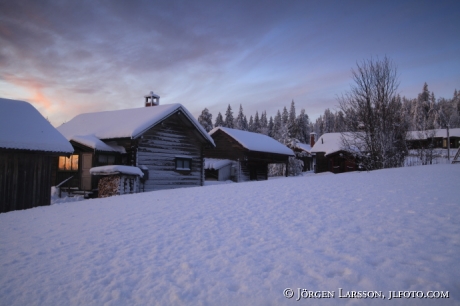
[1,0,459,126]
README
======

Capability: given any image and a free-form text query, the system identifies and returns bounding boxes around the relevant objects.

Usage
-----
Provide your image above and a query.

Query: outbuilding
[204,127,294,181]
[0,98,74,213]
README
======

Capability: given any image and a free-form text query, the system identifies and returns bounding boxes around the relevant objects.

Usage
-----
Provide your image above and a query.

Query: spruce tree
[248,115,254,132]
[215,112,224,127]
[281,106,289,126]
[235,104,247,130]
[224,104,234,128]
[253,111,261,133]
[287,100,297,138]
[260,111,268,135]
[268,116,274,137]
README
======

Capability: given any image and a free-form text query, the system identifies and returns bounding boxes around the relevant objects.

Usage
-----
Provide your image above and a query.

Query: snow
[408,128,460,140]
[89,165,144,177]
[295,142,312,153]
[0,98,73,153]
[310,132,344,155]
[210,127,294,156]
[57,104,214,146]
[0,164,459,305]
[71,135,126,153]
[204,158,233,170]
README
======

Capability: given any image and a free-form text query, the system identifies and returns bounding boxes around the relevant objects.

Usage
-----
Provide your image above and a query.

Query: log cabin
[0,98,74,213]
[204,127,294,181]
[55,93,215,196]
[406,128,460,165]
[310,132,358,174]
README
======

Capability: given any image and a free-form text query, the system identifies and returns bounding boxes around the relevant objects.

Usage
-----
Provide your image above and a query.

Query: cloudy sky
[1,0,459,126]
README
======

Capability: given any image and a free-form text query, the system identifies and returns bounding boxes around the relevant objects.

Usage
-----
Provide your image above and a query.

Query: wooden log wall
[137,115,204,192]
[0,151,54,213]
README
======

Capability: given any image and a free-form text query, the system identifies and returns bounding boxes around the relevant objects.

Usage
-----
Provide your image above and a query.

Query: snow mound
[0,164,459,305]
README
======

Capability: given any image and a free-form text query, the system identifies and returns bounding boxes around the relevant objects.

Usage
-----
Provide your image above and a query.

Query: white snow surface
[71,135,126,153]
[89,165,144,177]
[295,142,312,153]
[408,128,460,140]
[57,104,214,146]
[0,98,73,153]
[310,132,344,155]
[204,158,233,170]
[0,164,459,305]
[209,127,294,156]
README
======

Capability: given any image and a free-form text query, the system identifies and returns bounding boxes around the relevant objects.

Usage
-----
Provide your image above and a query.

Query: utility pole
[447,124,450,162]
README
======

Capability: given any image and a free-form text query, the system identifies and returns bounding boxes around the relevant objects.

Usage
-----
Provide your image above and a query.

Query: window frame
[58,154,79,171]
[175,157,192,171]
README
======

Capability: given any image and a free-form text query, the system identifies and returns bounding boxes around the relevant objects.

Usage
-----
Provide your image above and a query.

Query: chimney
[310,132,317,147]
[145,91,160,107]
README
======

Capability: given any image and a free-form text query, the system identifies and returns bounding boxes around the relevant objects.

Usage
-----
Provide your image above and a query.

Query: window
[98,154,115,166]
[175,157,191,171]
[59,154,79,171]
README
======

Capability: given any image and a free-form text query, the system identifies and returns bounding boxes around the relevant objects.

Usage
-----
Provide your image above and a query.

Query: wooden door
[81,153,92,191]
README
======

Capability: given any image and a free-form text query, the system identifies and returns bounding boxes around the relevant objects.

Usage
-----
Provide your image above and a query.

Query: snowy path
[1,165,459,305]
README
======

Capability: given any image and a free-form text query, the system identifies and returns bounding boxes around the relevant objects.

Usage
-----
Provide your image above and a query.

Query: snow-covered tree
[214,112,224,127]
[272,110,282,140]
[268,116,274,137]
[260,111,268,135]
[338,56,408,170]
[248,115,254,132]
[224,104,234,128]
[253,111,261,133]
[295,108,310,143]
[197,108,213,132]
[235,104,247,130]
[281,106,289,126]
[287,100,297,138]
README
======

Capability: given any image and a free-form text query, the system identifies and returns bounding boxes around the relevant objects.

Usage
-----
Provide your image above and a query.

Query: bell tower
[145,91,160,107]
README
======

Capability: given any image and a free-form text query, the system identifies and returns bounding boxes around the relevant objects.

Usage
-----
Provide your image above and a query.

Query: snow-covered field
[1,165,459,305]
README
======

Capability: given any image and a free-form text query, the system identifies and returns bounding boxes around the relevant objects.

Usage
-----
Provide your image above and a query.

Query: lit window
[59,154,79,171]
[175,158,191,170]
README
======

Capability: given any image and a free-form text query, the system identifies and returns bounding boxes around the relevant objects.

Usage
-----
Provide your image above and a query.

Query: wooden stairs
[452,148,460,164]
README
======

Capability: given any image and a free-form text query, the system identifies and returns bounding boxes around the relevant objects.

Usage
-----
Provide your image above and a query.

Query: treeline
[198,82,460,145]
[198,100,311,148]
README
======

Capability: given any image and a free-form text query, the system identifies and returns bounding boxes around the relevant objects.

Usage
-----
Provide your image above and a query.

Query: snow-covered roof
[71,135,126,153]
[407,128,460,140]
[204,158,233,170]
[58,104,215,146]
[295,142,312,153]
[311,132,364,156]
[89,165,144,177]
[0,98,74,153]
[209,127,294,156]
[310,133,344,156]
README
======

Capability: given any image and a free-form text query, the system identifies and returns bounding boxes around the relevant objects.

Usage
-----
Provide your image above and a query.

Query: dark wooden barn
[56,94,215,195]
[204,127,294,182]
[311,133,358,174]
[0,98,74,213]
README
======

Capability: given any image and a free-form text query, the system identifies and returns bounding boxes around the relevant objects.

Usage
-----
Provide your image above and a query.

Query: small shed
[204,127,294,182]
[0,98,74,213]
[310,133,357,174]
[90,165,144,198]
[204,158,234,181]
